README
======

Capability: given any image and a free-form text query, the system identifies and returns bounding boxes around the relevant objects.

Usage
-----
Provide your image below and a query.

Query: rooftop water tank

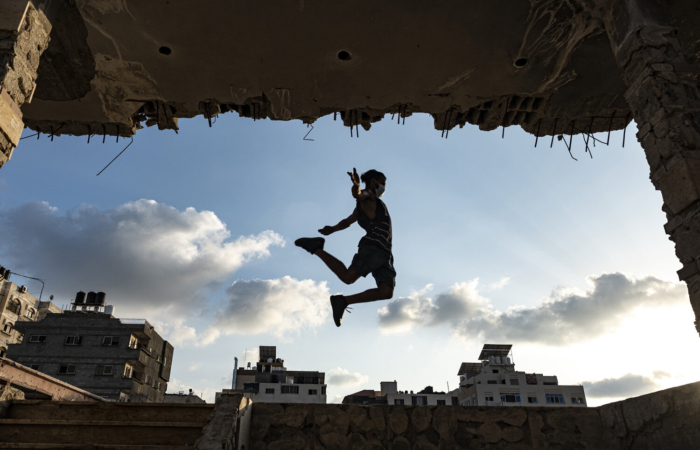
[105,305,115,316]
[488,356,495,364]
[96,292,106,305]
[86,291,97,304]
[495,356,502,364]
[75,291,86,304]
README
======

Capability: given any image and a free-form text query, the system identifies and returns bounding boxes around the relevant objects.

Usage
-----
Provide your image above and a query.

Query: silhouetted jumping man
[295,169,395,327]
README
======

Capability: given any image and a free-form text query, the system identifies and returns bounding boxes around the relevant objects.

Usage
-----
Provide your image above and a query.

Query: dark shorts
[349,244,396,288]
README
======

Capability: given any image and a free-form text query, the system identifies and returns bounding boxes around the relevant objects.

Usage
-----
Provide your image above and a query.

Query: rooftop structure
[234,346,326,404]
[164,389,206,405]
[343,381,460,406]
[6,295,173,402]
[456,344,586,407]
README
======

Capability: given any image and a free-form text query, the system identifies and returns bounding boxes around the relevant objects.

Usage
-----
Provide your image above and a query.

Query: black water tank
[75,291,86,304]
[96,292,106,305]
[86,291,97,304]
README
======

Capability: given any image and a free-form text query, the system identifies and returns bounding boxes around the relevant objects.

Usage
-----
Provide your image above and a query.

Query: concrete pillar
[604,1,700,334]
[0,1,50,169]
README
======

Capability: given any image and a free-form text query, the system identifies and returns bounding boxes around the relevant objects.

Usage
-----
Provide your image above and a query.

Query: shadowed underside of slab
[25,0,695,139]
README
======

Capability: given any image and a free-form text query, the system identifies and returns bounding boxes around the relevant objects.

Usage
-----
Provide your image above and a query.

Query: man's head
[361,170,386,197]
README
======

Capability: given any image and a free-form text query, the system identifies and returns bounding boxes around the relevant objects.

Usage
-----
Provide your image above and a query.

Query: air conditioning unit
[19,286,27,293]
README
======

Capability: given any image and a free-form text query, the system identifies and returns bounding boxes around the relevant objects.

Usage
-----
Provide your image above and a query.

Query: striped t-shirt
[355,198,392,254]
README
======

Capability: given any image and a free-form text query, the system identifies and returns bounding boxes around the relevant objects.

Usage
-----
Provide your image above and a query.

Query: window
[411,396,428,406]
[265,388,275,394]
[451,397,459,405]
[309,389,318,395]
[546,393,565,404]
[96,365,113,375]
[281,385,299,394]
[129,336,138,349]
[26,309,34,319]
[65,335,82,345]
[394,399,405,405]
[485,396,494,402]
[500,393,521,403]
[571,397,585,404]
[321,386,326,395]
[436,400,446,406]
[30,364,40,370]
[102,336,120,346]
[528,396,538,404]
[29,335,46,343]
[0,348,5,358]
[3,323,13,334]
[58,364,76,374]
[492,369,499,373]
[123,365,133,378]
[145,374,151,384]
[487,380,497,384]
[510,379,519,385]
[156,381,161,390]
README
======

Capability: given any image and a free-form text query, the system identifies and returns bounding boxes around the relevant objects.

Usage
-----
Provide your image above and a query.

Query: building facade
[6,310,173,402]
[1,275,61,358]
[343,381,460,406]
[234,346,327,404]
[456,344,587,408]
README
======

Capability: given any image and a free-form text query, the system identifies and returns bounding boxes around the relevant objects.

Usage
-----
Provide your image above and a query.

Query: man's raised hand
[318,226,335,236]
[347,168,360,187]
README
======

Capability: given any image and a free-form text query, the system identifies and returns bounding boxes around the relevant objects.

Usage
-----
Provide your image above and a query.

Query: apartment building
[456,344,587,407]
[234,346,327,404]
[0,268,61,357]
[343,381,460,406]
[6,293,173,402]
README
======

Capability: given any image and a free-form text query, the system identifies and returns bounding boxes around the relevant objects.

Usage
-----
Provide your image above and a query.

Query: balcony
[126,347,150,367]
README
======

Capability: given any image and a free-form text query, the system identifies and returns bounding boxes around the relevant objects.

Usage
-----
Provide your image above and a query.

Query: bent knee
[341,273,359,285]
[380,286,394,299]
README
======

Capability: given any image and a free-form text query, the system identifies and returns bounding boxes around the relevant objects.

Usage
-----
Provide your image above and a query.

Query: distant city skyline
[1,111,697,406]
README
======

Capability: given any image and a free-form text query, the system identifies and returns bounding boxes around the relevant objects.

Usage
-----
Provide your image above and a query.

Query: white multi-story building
[233,346,327,404]
[456,344,587,407]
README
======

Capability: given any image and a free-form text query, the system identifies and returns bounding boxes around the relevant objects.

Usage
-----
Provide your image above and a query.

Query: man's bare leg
[345,283,393,305]
[315,249,361,285]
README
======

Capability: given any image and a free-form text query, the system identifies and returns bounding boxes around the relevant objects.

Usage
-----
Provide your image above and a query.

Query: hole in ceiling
[514,58,528,68]
[159,46,172,55]
[337,51,352,61]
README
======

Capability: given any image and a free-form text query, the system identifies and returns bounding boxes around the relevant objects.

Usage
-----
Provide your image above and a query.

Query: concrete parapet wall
[248,381,700,449]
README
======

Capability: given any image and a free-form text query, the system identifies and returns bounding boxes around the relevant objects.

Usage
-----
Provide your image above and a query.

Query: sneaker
[330,295,349,327]
[294,237,325,255]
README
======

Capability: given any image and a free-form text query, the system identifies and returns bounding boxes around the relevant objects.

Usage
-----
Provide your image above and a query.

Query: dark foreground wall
[249,381,700,449]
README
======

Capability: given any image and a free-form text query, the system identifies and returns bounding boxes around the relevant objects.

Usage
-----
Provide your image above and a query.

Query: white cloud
[188,363,202,372]
[206,276,331,341]
[582,371,671,398]
[327,367,369,387]
[487,277,511,290]
[0,199,284,320]
[378,273,686,345]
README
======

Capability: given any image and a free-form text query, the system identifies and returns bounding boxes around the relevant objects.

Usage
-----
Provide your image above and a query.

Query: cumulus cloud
[205,276,331,341]
[242,348,260,366]
[0,199,284,319]
[378,273,686,345]
[327,367,369,387]
[582,371,670,398]
[188,363,202,372]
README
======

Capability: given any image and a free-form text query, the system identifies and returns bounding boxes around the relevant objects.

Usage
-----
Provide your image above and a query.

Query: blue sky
[1,111,697,405]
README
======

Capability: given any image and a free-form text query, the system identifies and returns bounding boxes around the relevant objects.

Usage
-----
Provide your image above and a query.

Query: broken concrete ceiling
[19,0,700,139]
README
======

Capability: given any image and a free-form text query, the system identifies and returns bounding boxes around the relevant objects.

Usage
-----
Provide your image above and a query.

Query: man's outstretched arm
[319,212,357,236]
